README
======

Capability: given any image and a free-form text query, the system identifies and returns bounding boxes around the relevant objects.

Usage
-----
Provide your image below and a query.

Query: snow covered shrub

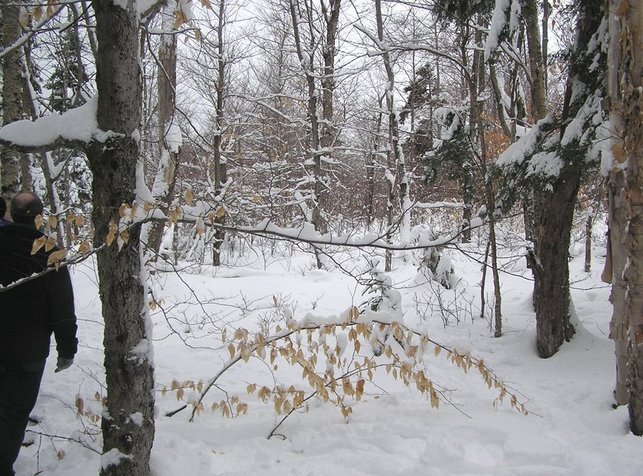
[412,226,460,290]
[358,257,404,356]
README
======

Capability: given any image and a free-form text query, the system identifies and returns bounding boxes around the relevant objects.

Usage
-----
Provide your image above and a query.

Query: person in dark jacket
[0,197,9,227]
[0,192,78,476]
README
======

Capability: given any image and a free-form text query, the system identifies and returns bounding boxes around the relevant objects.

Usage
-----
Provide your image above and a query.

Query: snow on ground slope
[14,244,642,476]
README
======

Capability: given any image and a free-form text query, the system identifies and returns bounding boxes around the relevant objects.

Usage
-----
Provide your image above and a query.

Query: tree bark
[521,0,547,121]
[89,2,155,474]
[530,168,580,357]
[606,0,643,431]
[605,171,629,406]
[1,4,25,198]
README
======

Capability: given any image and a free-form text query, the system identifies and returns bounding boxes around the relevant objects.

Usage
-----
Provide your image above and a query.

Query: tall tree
[495,0,606,357]
[288,0,343,242]
[528,0,605,357]
[320,0,341,219]
[147,1,182,257]
[211,0,229,266]
[374,0,409,271]
[88,2,155,474]
[605,0,643,431]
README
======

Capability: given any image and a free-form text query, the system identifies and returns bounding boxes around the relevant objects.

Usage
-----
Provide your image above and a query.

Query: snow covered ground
[15,237,643,476]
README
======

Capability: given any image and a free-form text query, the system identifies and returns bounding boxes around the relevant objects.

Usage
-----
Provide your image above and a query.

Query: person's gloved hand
[55,356,74,373]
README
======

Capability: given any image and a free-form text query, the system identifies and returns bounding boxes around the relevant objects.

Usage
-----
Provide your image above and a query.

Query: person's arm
[47,265,78,362]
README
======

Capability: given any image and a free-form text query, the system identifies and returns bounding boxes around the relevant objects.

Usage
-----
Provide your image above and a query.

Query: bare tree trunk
[605,0,629,403]
[605,171,629,406]
[320,0,341,226]
[212,0,227,267]
[584,212,593,273]
[480,240,491,319]
[89,2,154,474]
[365,94,384,228]
[375,0,406,271]
[147,1,181,257]
[290,0,326,238]
[468,17,502,336]
[606,0,643,430]
[522,0,547,120]
[521,0,547,268]
[1,4,25,198]
[529,170,580,357]
[541,0,551,91]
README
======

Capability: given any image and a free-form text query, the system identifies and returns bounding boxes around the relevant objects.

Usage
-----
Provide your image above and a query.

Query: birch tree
[146,1,182,257]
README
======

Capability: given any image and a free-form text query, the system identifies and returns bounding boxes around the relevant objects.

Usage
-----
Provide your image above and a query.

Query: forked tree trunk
[530,0,603,358]
[89,1,155,474]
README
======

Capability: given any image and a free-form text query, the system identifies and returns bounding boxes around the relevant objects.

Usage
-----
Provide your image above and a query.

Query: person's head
[10,192,44,226]
[0,196,6,219]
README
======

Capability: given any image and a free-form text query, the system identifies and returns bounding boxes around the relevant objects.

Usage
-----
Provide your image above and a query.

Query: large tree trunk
[529,169,580,357]
[1,4,25,198]
[606,0,643,432]
[531,0,603,358]
[88,1,155,474]
[605,171,629,406]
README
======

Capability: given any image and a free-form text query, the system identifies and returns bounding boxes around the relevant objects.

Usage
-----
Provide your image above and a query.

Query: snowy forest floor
[15,235,643,476]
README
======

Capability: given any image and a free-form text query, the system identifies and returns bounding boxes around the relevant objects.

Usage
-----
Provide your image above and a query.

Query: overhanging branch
[0,136,89,154]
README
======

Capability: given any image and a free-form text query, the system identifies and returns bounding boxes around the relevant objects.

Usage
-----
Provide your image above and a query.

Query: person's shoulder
[1,223,44,239]
[0,224,48,256]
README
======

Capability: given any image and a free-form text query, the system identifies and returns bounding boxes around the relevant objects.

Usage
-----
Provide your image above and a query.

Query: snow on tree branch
[0,95,113,153]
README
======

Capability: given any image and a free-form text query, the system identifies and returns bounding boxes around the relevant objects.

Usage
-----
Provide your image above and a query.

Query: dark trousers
[0,361,45,476]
